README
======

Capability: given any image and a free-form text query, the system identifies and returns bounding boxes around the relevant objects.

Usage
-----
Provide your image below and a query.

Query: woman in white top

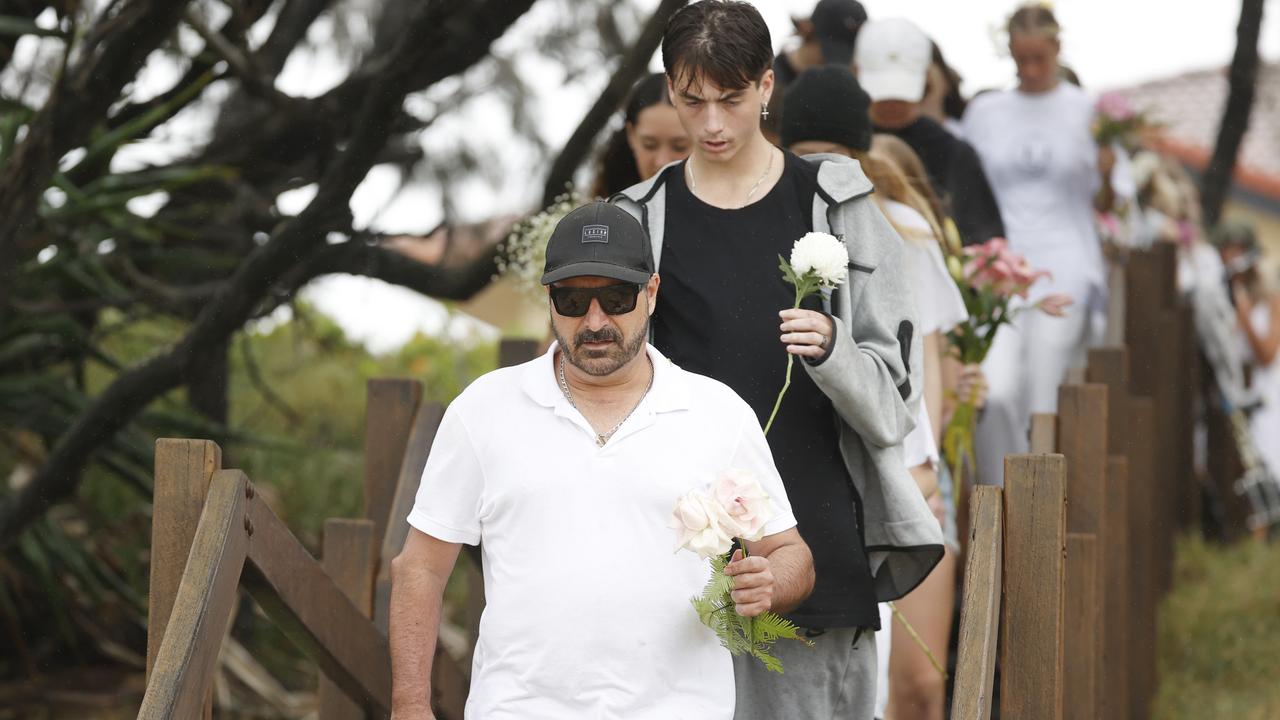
[783,65,975,720]
[960,4,1116,487]
[1220,225,1280,479]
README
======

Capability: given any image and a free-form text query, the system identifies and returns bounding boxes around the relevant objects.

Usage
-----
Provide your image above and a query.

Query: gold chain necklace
[558,352,654,447]
[685,146,775,206]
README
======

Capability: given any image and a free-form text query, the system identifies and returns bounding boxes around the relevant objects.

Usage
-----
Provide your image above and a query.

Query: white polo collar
[521,342,690,414]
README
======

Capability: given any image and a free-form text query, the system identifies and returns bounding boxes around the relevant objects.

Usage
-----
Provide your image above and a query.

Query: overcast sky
[305,0,1280,352]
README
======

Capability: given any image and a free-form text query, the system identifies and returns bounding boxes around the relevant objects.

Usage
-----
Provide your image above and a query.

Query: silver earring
[761,105,770,120]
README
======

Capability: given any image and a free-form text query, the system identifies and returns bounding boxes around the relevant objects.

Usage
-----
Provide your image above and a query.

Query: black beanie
[780,65,873,152]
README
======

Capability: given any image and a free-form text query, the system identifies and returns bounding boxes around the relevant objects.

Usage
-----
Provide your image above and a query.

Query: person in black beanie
[765,0,868,141]
[780,64,873,154]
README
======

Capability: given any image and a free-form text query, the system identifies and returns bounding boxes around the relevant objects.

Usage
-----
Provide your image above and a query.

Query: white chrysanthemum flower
[789,232,848,288]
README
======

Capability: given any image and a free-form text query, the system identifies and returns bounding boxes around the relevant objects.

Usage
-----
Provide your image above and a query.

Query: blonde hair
[1007,3,1061,43]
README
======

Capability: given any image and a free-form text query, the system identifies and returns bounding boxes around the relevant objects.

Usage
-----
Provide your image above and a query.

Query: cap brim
[858,68,926,102]
[541,261,652,285]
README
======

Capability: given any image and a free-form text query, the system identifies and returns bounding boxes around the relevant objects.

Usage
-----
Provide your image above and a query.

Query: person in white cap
[854,18,1004,248]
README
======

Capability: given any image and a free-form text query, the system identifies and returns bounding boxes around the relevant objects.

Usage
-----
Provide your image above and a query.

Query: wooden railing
[950,243,1202,719]
[138,340,541,719]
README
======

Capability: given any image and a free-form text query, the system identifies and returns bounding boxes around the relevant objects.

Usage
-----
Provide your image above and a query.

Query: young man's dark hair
[662,0,773,93]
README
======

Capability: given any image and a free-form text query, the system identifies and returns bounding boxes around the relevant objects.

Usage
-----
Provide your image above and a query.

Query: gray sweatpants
[732,627,877,720]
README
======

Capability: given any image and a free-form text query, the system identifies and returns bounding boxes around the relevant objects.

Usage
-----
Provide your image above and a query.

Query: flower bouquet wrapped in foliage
[943,238,1063,482]
[495,190,585,296]
[1092,91,1155,148]
[671,470,810,673]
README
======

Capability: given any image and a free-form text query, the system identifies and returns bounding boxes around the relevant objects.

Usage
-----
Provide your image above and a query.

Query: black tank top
[652,150,878,629]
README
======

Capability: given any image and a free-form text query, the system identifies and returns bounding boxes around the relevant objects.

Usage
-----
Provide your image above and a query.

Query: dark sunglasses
[549,283,643,317]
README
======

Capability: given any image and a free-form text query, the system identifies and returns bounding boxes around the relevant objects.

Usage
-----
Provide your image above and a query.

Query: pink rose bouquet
[1092,91,1154,147]
[943,238,1061,483]
[671,469,809,672]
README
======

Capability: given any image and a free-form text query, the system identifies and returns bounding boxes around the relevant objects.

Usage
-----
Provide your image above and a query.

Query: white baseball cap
[854,18,933,103]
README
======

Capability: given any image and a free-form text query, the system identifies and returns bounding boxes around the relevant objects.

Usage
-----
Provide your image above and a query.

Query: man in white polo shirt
[389,201,814,720]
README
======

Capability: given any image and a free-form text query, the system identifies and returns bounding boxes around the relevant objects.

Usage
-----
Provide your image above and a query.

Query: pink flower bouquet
[1092,91,1153,147]
[943,238,1059,481]
[671,469,810,673]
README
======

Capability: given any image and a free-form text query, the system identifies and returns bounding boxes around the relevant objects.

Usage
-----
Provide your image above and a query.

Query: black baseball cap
[541,202,655,285]
[811,0,867,66]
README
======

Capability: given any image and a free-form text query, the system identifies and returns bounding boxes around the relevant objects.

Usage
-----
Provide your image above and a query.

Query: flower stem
[763,355,794,437]
[764,293,804,437]
[889,600,948,679]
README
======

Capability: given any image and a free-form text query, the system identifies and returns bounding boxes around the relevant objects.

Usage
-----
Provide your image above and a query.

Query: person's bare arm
[1236,288,1280,367]
[389,528,462,720]
[732,528,814,616]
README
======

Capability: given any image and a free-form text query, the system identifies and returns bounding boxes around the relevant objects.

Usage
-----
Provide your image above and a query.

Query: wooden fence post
[364,379,423,554]
[1102,455,1131,720]
[1029,413,1057,454]
[951,485,1004,720]
[1127,396,1159,719]
[139,471,250,719]
[1000,454,1067,720]
[374,402,446,633]
[320,519,377,720]
[148,439,223,719]
[1057,384,1108,720]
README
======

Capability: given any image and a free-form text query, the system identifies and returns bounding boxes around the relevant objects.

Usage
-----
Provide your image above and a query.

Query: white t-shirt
[407,344,797,720]
[962,83,1104,308]
[884,200,968,468]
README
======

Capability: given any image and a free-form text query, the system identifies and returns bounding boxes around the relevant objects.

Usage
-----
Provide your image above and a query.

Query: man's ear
[646,274,661,316]
[758,68,775,106]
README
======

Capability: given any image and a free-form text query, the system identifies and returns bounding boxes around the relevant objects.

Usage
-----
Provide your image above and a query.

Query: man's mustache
[576,328,621,347]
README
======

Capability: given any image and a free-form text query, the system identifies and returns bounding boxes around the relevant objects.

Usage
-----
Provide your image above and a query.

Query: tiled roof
[1114,62,1280,200]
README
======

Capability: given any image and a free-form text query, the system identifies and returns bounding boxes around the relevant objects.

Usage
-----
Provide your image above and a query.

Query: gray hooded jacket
[612,153,943,601]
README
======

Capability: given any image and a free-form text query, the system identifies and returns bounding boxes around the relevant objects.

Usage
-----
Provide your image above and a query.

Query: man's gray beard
[551,315,650,378]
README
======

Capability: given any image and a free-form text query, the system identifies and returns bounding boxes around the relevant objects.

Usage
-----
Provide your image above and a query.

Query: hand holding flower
[1035,293,1075,318]
[779,308,834,360]
[768,232,850,434]
[724,548,775,617]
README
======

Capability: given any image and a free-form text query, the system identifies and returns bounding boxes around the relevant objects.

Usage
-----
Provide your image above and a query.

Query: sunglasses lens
[551,284,641,316]
[552,288,591,317]
[597,285,640,314]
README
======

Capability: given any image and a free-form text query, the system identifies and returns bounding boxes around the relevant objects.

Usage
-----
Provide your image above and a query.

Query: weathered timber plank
[950,485,1003,720]
[1102,455,1131,720]
[1030,413,1058,454]
[1063,532,1099,720]
[1001,453,1067,720]
[364,379,423,553]
[375,402,446,634]
[320,519,377,720]
[243,488,393,717]
[139,471,248,719]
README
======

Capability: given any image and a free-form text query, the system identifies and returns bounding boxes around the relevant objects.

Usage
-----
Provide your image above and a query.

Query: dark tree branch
[540,0,686,206]
[287,239,501,303]
[0,0,194,301]
[257,0,333,76]
[0,0,538,548]
[1201,0,1266,228]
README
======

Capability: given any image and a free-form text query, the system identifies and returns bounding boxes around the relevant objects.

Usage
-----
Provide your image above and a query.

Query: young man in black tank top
[612,3,944,719]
